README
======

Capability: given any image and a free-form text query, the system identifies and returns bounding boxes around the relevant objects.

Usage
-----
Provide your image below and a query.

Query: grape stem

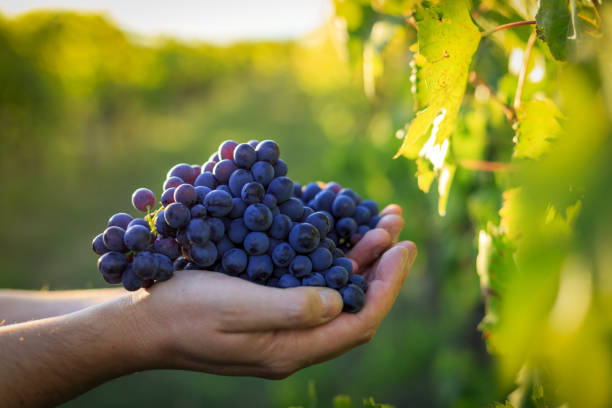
[457,159,516,173]
[513,30,537,112]
[481,20,536,37]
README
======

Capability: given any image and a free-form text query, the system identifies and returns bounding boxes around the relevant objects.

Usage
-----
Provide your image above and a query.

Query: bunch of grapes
[92,140,381,313]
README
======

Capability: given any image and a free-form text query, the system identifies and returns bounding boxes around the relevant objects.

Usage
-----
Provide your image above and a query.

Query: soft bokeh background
[0,2,535,407]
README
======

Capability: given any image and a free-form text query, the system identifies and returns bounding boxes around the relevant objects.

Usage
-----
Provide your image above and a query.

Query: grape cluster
[92,140,380,313]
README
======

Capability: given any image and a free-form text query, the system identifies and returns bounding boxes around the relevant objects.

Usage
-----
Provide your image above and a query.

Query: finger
[346,228,391,270]
[217,281,343,332]
[379,204,402,217]
[278,243,417,368]
[376,214,404,243]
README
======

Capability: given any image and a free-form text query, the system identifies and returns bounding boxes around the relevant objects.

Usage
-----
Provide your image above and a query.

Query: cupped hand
[128,204,416,379]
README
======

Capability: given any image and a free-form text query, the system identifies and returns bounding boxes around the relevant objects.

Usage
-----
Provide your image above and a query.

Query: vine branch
[481,20,536,37]
[457,159,516,172]
[514,30,537,112]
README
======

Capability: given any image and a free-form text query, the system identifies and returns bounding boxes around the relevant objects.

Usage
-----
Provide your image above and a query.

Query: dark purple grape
[273,159,287,177]
[319,237,336,253]
[92,233,110,255]
[133,252,157,280]
[248,140,259,148]
[222,248,248,275]
[340,284,365,313]
[209,151,220,162]
[229,169,254,197]
[360,199,379,216]
[302,182,322,203]
[204,190,233,217]
[241,182,265,204]
[108,213,133,230]
[153,253,174,281]
[124,225,151,251]
[128,218,150,231]
[164,176,184,190]
[332,194,356,218]
[203,161,216,172]
[369,215,381,229]
[353,205,371,225]
[98,252,127,284]
[216,236,235,258]
[243,203,273,232]
[190,204,207,218]
[247,255,273,282]
[267,176,294,203]
[349,274,368,293]
[336,217,358,238]
[121,264,143,291]
[205,217,225,242]
[190,241,217,267]
[218,140,238,160]
[154,236,180,260]
[357,225,370,237]
[173,256,189,271]
[302,272,326,287]
[305,212,330,238]
[278,274,300,288]
[289,255,312,278]
[279,197,304,221]
[313,190,335,212]
[325,182,343,194]
[213,159,238,184]
[301,206,314,221]
[333,257,354,274]
[155,210,175,237]
[262,193,277,209]
[132,188,156,212]
[194,186,211,204]
[186,218,211,245]
[194,172,217,189]
[244,232,270,255]
[309,247,333,271]
[269,214,292,240]
[333,248,345,258]
[216,184,231,195]
[250,161,275,186]
[288,223,320,253]
[167,163,196,185]
[325,266,349,289]
[233,143,257,169]
[339,188,360,204]
[271,242,296,267]
[161,188,176,206]
[293,183,303,198]
[273,266,289,278]
[271,207,280,216]
[164,202,191,229]
[103,226,127,252]
[191,165,201,179]
[255,140,280,164]
[174,184,196,206]
[227,219,247,244]
[229,198,247,218]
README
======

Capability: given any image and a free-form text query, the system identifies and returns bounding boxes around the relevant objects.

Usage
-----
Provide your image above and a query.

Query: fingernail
[318,289,342,319]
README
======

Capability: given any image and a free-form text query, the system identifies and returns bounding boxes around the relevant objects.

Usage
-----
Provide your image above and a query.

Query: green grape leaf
[362,397,395,408]
[333,395,354,408]
[535,0,572,61]
[394,0,480,215]
[513,98,563,159]
[371,0,417,16]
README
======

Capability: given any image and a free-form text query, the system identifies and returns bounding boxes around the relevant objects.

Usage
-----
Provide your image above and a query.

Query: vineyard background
[0,0,611,407]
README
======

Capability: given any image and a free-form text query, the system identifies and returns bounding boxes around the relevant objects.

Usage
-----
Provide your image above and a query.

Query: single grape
[173,256,189,271]
[216,236,235,258]
[334,248,345,258]
[233,143,257,169]
[349,274,368,293]
[340,284,365,313]
[279,197,304,221]
[167,163,195,185]
[103,226,127,252]
[302,272,326,287]
[228,169,254,197]
[163,176,184,190]
[293,182,303,198]
[222,248,248,275]
[325,182,342,194]
[164,202,191,229]
[191,165,202,180]
[190,204,207,218]
[368,215,381,229]
[360,199,379,216]
[243,232,270,255]
[153,253,173,281]
[128,218,150,231]
[301,182,322,203]
[333,257,354,274]
[267,176,294,203]
[243,203,273,232]
[98,252,128,284]
[186,218,211,245]
[268,214,292,240]
[216,184,231,195]
[255,140,280,164]
[218,140,238,160]
[108,213,133,230]
[241,182,265,204]
[289,255,312,278]
[204,190,233,217]
[338,188,360,204]
[153,236,180,260]
[312,190,335,213]
[229,197,247,218]
[202,161,216,172]
[124,225,151,251]
[336,217,358,238]
[324,266,349,289]
[309,247,333,271]
[132,252,157,280]
[92,233,110,255]
[155,210,175,237]
[213,159,238,184]
[161,188,176,206]
[250,161,275,186]
[353,205,371,225]
[300,206,314,221]
[247,255,274,283]
[174,184,196,206]
[262,193,277,209]
[278,274,300,288]
[305,212,331,238]
[121,264,143,291]
[318,237,336,253]
[190,241,218,267]
[194,186,211,204]
[273,159,287,177]
[357,225,370,237]
[248,140,259,148]
[288,223,320,253]
[194,172,217,189]
[271,242,296,267]
[228,218,249,244]
[332,194,356,218]
[209,151,220,162]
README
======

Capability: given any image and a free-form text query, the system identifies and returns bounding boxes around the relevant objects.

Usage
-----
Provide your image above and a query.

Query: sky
[0,0,333,43]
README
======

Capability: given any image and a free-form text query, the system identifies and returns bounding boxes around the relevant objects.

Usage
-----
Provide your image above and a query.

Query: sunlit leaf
[535,0,572,61]
[513,98,563,160]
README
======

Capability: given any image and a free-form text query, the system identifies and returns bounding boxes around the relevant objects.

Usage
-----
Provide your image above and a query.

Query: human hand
[126,204,416,378]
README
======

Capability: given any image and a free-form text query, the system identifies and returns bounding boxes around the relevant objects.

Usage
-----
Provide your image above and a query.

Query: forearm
[0,293,150,407]
[0,288,126,325]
